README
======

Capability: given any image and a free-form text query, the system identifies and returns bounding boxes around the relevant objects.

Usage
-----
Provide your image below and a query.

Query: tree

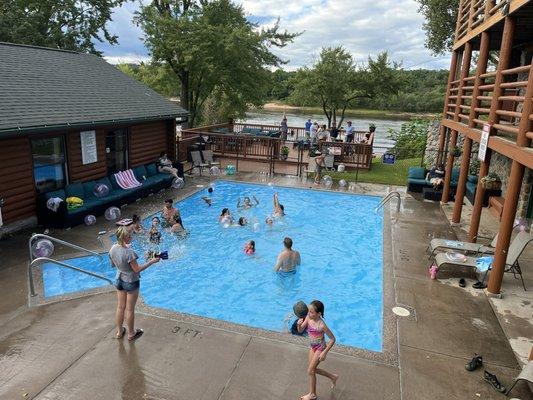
[415,0,459,55]
[135,0,298,127]
[289,47,400,127]
[117,62,181,98]
[0,0,126,54]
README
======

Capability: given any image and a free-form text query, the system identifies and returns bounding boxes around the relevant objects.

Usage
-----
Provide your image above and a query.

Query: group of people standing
[303,118,375,145]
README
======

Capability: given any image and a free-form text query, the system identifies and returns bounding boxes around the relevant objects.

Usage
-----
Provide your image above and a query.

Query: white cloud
[98,0,451,70]
[104,54,151,65]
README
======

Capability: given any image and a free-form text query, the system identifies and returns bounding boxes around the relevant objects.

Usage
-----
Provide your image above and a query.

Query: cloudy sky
[96,0,451,70]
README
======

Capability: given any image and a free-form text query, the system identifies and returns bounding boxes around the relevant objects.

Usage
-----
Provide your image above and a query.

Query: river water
[243,109,407,152]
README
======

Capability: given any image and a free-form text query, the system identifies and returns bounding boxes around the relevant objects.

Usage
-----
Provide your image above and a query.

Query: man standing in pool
[273,193,285,217]
[274,237,301,273]
[162,199,182,228]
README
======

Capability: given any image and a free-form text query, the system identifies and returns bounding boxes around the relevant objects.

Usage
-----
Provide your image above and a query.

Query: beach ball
[191,167,200,175]
[32,239,54,258]
[322,175,333,187]
[226,165,236,175]
[337,164,345,172]
[84,214,96,226]
[210,166,220,175]
[339,179,347,188]
[105,206,121,221]
[93,183,109,198]
[172,177,185,189]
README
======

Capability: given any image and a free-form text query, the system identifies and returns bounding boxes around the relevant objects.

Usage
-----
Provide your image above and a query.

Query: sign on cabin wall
[80,130,98,165]
[478,124,490,162]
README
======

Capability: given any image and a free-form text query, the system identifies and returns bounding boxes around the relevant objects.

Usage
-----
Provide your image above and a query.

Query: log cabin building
[437,0,533,294]
[0,42,188,235]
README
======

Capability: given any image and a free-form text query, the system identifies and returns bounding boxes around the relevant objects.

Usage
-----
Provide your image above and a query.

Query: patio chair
[201,150,220,167]
[324,154,335,171]
[190,150,209,175]
[506,360,533,396]
[432,231,532,290]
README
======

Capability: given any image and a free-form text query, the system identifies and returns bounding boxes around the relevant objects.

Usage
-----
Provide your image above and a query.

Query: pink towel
[114,169,142,190]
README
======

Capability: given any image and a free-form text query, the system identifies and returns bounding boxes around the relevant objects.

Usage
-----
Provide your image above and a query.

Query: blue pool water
[42,181,384,351]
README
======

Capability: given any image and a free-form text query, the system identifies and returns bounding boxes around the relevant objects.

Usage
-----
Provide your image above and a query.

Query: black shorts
[115,278,140,292]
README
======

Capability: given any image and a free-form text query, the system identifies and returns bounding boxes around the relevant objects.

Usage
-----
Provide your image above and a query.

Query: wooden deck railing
[443,61,532,143]
[178,123,375,174]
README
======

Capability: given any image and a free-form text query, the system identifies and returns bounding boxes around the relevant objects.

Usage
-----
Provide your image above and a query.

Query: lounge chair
[427,234,498,259]
[432,231,532,290]
[506,360,533,396]
[190,151,209,175]
[201,150,220,167]
[427,224,519,259]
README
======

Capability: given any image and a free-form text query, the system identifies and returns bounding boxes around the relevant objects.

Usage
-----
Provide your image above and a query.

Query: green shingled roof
[0,42,188,134]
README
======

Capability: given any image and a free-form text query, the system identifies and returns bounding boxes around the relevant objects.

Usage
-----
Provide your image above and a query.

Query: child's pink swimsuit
[308,323,326,352]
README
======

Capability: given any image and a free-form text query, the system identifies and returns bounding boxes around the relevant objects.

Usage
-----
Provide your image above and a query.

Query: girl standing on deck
[297,300,338,400]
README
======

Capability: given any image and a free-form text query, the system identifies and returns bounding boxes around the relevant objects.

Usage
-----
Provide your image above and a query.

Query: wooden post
[443,42,472,203]
[468,17,515,242]
[487,62,533,295]
[438,51,460,165]
[452,32,491,224]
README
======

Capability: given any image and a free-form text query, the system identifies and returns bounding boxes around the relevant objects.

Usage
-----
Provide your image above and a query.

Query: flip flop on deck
[128,329,144,342]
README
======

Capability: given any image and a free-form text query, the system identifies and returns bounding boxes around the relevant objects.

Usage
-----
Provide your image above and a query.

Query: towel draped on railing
[114,169,143,190]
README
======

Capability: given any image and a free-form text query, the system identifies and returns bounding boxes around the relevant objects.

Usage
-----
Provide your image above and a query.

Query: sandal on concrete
[465,354,483,371]
[459,278,466,288]
[128,329,144,342]
[473,281,487,289]
[483,370,506,393]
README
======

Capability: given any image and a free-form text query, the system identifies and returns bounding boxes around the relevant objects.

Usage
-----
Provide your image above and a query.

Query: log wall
[0,136,36,224]
[129,121,171,167]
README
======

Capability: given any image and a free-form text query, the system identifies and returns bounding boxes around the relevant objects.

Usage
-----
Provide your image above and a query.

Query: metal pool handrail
[376,191,401,213]
[28,234,106,297]
[28,257,113,297]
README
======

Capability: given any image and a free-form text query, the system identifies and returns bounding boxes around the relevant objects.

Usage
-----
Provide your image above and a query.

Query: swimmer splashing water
[272,193,285,217]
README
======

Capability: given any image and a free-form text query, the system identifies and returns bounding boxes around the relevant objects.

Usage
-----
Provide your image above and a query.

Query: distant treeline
[268,68,448,113]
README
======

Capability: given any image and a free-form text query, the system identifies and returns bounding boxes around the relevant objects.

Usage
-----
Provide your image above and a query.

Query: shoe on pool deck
[465,354,483,371]
[483,370,506,393]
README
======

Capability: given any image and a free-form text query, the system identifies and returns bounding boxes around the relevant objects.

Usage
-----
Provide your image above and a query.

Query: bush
[388,120,429,160]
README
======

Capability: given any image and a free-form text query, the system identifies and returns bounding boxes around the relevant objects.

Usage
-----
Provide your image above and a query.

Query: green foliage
[135,0,299,127]
[388,120,429,160]
[469,159,480,176]
[289,47,400,127]
[117,63,181,98]
[0,0,125,54]
[415,0,459,55]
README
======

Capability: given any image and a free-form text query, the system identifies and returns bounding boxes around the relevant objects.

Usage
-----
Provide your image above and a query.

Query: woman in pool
[109,227,160,341]
[297,300,338,400]
[265,216,274,226]
[237,217,248,227]
[237,195,259,209]
[244,240,255,255]
[219,208,233,225]
[169,214,187,237]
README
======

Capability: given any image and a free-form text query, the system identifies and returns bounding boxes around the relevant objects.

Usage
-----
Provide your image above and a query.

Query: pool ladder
[376,191,401,214]
[28,234,113,297]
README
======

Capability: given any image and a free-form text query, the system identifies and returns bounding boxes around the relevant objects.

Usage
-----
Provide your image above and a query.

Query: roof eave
[0,113,189,137]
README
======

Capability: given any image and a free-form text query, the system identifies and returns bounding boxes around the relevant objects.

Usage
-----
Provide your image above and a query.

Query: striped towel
[114,169,143,190]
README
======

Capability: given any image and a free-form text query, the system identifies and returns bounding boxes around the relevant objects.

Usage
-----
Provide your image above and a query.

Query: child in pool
[219,208,233,224]
[244,240,255,255]
[169,214,187,237]
[148,217,162,245]
[130,214,144,234]
[202,187,214,206]
[297,300,338,400]
[237,195,259,209]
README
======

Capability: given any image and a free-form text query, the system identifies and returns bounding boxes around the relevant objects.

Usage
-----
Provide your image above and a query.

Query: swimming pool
[42,181,384,351]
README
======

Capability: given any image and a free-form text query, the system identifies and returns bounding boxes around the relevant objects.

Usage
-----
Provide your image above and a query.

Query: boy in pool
[290,301,308,336]
[237,195,259,209]
[162,199,182,228]
[272,193,285,217]
[148,217,162,245]
[202,187,214,206]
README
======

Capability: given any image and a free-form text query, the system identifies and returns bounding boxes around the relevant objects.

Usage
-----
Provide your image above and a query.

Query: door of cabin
[106,129,128,174]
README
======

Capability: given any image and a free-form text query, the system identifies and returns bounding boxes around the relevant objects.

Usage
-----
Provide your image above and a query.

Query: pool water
[42,181,384,351]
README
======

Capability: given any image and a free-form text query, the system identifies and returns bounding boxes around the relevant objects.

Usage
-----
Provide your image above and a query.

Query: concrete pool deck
[0,173,532,399]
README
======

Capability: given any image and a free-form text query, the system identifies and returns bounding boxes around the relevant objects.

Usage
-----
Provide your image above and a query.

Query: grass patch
[327,157,422,186]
